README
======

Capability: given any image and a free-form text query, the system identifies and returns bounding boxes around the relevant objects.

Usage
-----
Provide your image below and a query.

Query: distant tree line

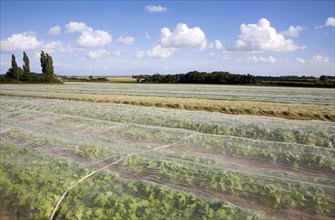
[255,75,334,87]
[60,75,109,82]
[134,71,257,84]
[134,71,334,87]
[0,51,61,83]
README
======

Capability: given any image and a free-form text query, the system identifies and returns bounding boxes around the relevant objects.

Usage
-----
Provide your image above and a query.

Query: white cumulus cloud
[325,17,335,27]
[160,23,207,50]
[146,45,174,58]
[281,26,303,37]
[77,30,112,47]
[43,41,63,53]
[234,18,304,52]
[66,22,90,33]
[215,40,223,50]
[118,36,135,45]
[313,54,329,63]
[65,21,112,48]
[87,49,109,59]
[296,57,306,64]
[47,25,61,35]
[137,23,207,58]
[145,5,167,13]
[0,31,62,53]
[0,31,42,52]
[136,45,174,58]
[248,55,276,63]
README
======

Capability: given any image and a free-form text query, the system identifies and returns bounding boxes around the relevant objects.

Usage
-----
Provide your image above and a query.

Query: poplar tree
[6,54,21,80]
[40,51,54,80]
[46,53,54,78]
[23,51,30,73]
[40,51,47,74]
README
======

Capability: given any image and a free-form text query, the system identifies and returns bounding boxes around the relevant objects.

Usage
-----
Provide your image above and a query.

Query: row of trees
[1,51,60,83]
[134,71,334,87]
[135,71,257,84]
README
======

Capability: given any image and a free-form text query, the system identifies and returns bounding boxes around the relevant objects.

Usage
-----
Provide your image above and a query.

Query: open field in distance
[106,76,138,83]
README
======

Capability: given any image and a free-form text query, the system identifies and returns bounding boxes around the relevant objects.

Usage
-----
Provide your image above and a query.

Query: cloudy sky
[1,1,334,76]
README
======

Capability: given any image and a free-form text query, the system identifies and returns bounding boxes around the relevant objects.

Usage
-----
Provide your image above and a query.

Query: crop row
[57,171,261,220]
[119,154,335,216]
[3,105,334,172]
[1,104,333,186]
[1,97,333,147]
[0,141,91,219]
[0,141,260,220]
[1,82,333,105]
[107,124,335,172]
[1,127,124,161]
[3,121,333,187]
[2,102,334,175]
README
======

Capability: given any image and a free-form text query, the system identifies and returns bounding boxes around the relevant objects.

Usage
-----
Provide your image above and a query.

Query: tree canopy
[135,71,257,85]
[5,54,22,80]
[1,51,60,84]
[134,71,334,87]
[23,51,30,74]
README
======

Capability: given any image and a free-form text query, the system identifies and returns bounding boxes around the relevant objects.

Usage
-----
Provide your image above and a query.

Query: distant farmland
[60,76,138,83]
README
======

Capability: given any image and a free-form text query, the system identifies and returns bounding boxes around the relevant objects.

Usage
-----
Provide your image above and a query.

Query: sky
[1,1,334,76]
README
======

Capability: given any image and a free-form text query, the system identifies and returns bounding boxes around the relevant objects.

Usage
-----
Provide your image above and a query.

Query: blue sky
[1,1,334,76]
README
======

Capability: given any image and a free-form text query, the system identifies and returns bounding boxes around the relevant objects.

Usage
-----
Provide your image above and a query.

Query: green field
[0,83,334,219]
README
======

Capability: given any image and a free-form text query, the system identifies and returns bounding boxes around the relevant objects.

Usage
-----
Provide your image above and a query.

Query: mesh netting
[1,82,334,104]
[0,96,334,219]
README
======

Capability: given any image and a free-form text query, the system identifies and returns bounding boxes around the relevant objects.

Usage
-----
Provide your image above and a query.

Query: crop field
[1,83,335,121]
[0,83,334,219]
[1,82,334,104]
